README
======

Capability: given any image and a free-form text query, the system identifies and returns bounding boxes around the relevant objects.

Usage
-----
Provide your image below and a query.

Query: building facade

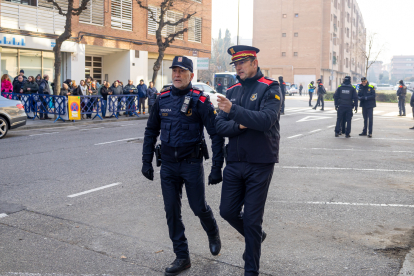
[253,0,366,91]
[0,0,211,89]
[391,56,414,81]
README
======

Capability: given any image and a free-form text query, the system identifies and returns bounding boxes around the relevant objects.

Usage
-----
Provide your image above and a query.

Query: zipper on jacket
[237,86,245,162]
[174,148,178,162]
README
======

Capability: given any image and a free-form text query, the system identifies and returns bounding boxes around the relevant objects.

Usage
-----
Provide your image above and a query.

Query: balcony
[1,2,65,35]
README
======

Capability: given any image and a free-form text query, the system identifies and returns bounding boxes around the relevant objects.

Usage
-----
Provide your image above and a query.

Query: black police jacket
[334,83,358,108]
[397,85,407,98]
[358,82,376,108]
[317,83,326,95]
[215,69,282,163]
[142,83,224,166]
[411,92,414,107]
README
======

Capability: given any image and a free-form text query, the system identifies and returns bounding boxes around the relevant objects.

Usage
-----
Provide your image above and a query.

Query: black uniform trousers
[398,97,406,115]
[309,92,313,106]
[220,162,275,276]
[315,95,324,109]
[335,106,353,135]
[362,107,373,134]
[160,158,218,259]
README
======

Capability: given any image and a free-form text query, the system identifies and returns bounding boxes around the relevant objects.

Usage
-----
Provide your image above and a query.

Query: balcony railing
[1,2,65,35]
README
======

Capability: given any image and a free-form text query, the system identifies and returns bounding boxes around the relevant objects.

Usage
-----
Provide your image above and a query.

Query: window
[282,52,286,57]
[80,0,104,25]
[295,13,299,17]
[188,16,202,43]
[282,33,286,37]
[294,33,298,37]
[111,0,132,31]
[283,14,287,18]
[147,6,184,40]
[5,0,36,6]
[294,52,298,57]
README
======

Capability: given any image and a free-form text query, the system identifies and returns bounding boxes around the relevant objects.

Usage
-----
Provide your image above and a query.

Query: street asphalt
[0,96,413,276]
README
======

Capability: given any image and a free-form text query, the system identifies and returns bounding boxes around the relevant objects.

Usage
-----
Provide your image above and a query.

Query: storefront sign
[0,34,75,52]
[197,58,209,70]
[68,96,81,120]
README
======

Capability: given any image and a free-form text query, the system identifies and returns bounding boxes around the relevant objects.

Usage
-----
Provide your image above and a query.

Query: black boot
[335,133,339,137]
[208,231,221,256]
[409,126,414,130]
[165,258,191,276]
[346,134,351,138]
[243,231,267,261]
[359,132,367,136]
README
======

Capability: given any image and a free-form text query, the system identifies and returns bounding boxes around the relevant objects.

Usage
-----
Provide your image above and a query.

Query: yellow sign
[68,96,81,120]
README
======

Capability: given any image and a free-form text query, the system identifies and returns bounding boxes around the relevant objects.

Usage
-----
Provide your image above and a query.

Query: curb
[399,248,414,276]
[18,115,149,131]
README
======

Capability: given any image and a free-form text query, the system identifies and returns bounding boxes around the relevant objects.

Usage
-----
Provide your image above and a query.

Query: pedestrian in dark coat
[35,74,42,86]
[396,80,407,116]
[13,70,27,86]
[13,76,25,94]
[23,76,39,94]
[137,79,148,114]
[299,83,303,96]
[146,81,159,114]
[313,79,326,110]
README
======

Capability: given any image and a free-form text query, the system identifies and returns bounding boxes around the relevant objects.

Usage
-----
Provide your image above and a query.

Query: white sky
[211,0,414,64]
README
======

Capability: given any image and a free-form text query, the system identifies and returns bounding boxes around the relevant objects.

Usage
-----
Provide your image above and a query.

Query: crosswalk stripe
[383,112,400,116]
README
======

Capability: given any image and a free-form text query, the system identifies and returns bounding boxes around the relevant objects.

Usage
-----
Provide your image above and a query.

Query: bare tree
[356,32,386,77]
[136,0,196,84]
[47,0,89,95]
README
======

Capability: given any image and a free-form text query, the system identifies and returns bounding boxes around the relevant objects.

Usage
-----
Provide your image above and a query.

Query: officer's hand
[217,94,232,113]
[141,161,154,181]
[239,124,247,130]
[354,108,358,113]
[208,166,222,185]
[335,106,338,111]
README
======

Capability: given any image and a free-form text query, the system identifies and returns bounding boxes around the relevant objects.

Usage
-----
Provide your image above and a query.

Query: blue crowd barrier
[108,95,140,119]
[80,95,103,120]
[32,93,66,122]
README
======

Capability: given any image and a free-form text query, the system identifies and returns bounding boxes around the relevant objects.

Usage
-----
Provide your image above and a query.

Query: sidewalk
[20,114,150,131]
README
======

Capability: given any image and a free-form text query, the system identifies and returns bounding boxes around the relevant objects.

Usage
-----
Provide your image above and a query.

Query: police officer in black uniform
[142,56,224,276]
[358,77,376,138]
[216,45,282,276]
[334,76,358,138]
[279,76,286,115]
[396,80,407,116]
[313,79,326,110]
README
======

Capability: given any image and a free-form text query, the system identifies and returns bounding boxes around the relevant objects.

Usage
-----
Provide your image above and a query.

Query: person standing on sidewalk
[38,75,51,120]
[142,56,224,275]
[146,81,159,115]
[299,83,303,96]
[123,80,138,116]
[308,81,316,107]
[137,79,148,114]
[216,45,282,276]
[410,91,414,130]
[397,80,407,116]
[358,77,376,138]
[313,79,326,110]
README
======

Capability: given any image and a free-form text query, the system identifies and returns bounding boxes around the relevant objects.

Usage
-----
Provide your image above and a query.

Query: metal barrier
[1,91,13,99]
[80,95,103,120]
[32,93,67,123]
[1,92,35,116]
[108,95,139,119]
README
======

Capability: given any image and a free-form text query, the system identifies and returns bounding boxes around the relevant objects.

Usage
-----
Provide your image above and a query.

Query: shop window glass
[19,49,41,79]
[42,51,54,83]
[1,48,18,80]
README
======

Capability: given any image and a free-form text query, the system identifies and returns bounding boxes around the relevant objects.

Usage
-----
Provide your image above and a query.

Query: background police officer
[358,77,376,138]
[308,81,315,107]
[279,76,286,115]
[397,80,407,116]
[410,92,414,129]
[141,56,224,276]
[216,45,282,276]
[334,76,358,138]
[313,79,326,110]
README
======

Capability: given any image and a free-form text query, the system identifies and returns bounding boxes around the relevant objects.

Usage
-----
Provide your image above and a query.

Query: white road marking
[287,134,303,139]
[279,166,411,173]
[327,125,336,128]
[0,213,8,218]
[309,129,322,133]
[297,116,332,122]
[80,127,105,131]
[353,118,362,121]
[121,124,135,126]
[383,112,400,116]
[68,182,121,198]
[373,110,384,114]
[29,132,59,137]
[94,137,143,145]
[303,147,414,153]
[272,201,414,208]
[325,110,337,114]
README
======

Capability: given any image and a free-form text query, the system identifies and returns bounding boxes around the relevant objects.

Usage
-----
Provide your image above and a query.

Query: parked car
[287,84,299,96]
[161,82,219,109]
[0,95,27,139]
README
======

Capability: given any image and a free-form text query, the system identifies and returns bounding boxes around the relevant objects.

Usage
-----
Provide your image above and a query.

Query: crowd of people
[1,69,160,119]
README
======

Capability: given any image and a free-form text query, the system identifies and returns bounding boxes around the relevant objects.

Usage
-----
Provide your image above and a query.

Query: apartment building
[391,55,414,81]
[0,0,211,88]
[367,60,383,82]
[253,0,366,90]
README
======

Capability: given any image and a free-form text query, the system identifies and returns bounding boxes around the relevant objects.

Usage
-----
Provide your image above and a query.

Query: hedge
[324,92,412,103]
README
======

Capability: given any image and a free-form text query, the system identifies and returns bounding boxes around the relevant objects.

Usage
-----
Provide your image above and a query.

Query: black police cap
[169,56,193,72]
[361,77,367,81]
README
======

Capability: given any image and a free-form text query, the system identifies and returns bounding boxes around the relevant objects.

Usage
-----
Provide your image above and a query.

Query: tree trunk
[152,50,165,85]
[53,42,63,96]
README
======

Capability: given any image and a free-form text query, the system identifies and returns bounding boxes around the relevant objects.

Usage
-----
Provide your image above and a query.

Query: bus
[213,72,238,95]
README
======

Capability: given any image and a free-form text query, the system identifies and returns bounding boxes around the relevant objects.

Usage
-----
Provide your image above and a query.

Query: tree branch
[165,27,188,44]
[47,0,66,16]
[72,0,90,16]
[136,0,160,24]
[165,11,196,26]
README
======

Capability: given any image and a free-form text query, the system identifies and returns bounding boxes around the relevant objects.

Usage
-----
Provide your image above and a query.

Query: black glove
[141,161,154,181]
[208,166,222,185]
[335,106,338,111]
